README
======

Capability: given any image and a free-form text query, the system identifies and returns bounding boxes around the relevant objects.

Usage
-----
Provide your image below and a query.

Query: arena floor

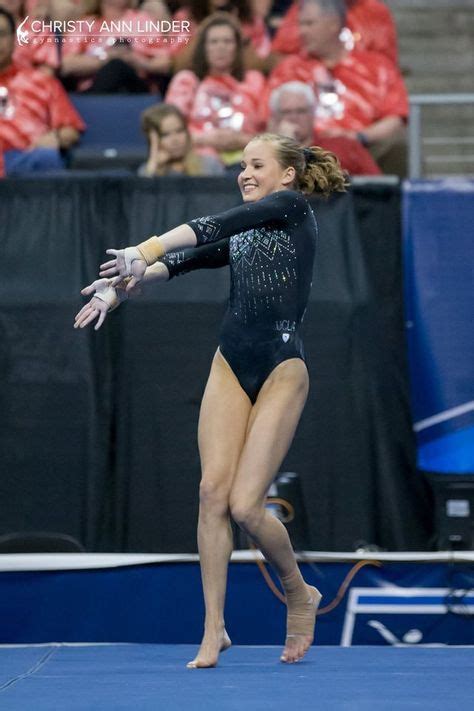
[1,643,472,710]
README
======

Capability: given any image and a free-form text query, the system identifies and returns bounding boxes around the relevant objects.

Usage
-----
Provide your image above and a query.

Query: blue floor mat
[0,644,472,711]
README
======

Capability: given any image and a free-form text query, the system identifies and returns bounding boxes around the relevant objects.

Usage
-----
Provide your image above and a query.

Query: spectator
[271,0,398,65]
[266,0,408,174]
[0,7,84,174]
[172,1,272,72]
[269,82,380,175]
[60,0,173,93]
[139,103,224,176]
[166,13,266,166]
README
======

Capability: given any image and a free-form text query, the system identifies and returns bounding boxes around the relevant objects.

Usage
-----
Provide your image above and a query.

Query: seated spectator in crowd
[166,13,266,166]
[271,0,398,65]
[172,0,272,72]
[139,103,224,176]
[269,81,380,175]
[266,0,408,174]
[0,7,84,175]
[60,0,173,93]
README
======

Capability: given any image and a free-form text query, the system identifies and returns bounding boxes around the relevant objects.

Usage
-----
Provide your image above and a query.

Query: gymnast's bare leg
[229,358,322,664]
[187,349,252,668]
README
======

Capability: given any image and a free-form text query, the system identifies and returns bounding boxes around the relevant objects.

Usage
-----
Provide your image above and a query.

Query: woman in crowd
[166,13,266,166]
[139,103,224,176]
[172,0,271,71]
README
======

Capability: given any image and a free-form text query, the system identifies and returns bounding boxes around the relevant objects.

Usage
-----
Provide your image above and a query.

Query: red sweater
[0,64,85,151]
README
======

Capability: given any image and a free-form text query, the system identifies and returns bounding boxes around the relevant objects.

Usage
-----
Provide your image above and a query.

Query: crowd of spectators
[0,5,84,175]
[0,0,408,178]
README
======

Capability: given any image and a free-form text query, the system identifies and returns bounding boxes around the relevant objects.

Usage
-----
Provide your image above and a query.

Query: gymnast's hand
[99,247,147,289]
[74,279,114,330]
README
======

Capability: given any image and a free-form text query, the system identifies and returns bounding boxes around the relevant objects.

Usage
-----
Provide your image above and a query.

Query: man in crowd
[271,0,399,66]
[268,81,381,176]
[266,0,408,174]
[0,7,84,175]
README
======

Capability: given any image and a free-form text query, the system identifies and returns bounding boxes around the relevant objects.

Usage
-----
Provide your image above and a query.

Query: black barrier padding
[0,176,433,551]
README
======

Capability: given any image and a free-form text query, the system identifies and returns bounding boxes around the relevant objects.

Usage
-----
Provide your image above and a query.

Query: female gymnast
[74,134,347,667]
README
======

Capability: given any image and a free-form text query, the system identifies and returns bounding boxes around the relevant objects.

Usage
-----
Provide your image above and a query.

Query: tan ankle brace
[136,236,166,266]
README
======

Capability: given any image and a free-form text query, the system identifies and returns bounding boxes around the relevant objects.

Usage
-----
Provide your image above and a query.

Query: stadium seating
[69,94,160,171]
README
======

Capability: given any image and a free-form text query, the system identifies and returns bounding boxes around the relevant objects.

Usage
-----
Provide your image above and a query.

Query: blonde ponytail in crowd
[250,134,349,197]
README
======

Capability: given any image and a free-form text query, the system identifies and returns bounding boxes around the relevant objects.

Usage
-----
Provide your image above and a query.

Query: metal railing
[409,94,474,179]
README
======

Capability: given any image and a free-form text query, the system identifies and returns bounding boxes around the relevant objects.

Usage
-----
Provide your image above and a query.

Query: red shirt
[0,64,85,151]
[166,70,266,136]
[272,0,398,65]
[266,50,408,133]
[316,134,381,175]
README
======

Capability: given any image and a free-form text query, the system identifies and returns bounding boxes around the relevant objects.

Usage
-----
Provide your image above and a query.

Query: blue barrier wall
[1,557,473,645]
[403,180,474,473]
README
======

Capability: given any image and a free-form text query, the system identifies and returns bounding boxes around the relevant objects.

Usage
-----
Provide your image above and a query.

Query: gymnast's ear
[281,165,296,186]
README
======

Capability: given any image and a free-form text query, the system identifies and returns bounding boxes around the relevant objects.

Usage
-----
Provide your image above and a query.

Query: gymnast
[74,134,347,667]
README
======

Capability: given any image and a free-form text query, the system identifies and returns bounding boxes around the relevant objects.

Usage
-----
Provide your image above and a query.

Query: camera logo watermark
[15,16,191,47]
[16,16,30,46]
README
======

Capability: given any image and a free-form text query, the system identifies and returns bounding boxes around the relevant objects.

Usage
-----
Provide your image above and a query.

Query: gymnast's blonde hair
[249,133,349,197]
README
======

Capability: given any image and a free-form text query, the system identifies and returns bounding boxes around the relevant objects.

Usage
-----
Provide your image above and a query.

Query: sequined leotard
[161,189,318,403]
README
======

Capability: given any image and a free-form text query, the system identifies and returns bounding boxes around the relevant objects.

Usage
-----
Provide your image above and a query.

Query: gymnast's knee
[199,475,231,514]
[229,499,264,534]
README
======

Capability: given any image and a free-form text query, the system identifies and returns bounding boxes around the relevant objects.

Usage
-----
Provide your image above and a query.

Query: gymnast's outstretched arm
[99,190,306,287]
[74,240,230,330]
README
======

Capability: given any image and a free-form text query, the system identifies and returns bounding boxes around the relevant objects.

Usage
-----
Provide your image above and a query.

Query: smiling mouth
[243,184,258,192]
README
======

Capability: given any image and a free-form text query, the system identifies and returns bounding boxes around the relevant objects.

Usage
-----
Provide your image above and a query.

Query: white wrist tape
[123,246,146,272]
[94,279,130,312]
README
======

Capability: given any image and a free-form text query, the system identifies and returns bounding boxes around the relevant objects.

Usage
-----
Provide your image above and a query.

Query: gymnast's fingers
[94,308,108,330]
[100,259,117,271]
[81,278,110,295]
[110,274,126,287]
[79,308,99,329]
[99,265,120,278]
[74,303,91,322]
[126,276,138,292]
[74,304,94,328]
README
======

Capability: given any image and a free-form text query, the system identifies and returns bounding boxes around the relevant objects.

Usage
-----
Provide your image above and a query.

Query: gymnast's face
[238,140,295,203]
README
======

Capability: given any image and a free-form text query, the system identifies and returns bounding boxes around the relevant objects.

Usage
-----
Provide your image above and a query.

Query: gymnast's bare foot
[186,627,232,668]
[280,585,322,664]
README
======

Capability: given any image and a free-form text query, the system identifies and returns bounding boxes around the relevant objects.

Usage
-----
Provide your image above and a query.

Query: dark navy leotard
[161,189,318,403]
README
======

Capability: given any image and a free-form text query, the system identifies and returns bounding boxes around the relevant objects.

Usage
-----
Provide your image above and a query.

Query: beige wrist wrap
[136,236,166,266]
[93,277,131,311]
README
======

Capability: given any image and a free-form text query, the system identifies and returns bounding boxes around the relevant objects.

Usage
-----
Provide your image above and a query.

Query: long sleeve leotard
[168,189,318,403]
[160,239,230,279]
